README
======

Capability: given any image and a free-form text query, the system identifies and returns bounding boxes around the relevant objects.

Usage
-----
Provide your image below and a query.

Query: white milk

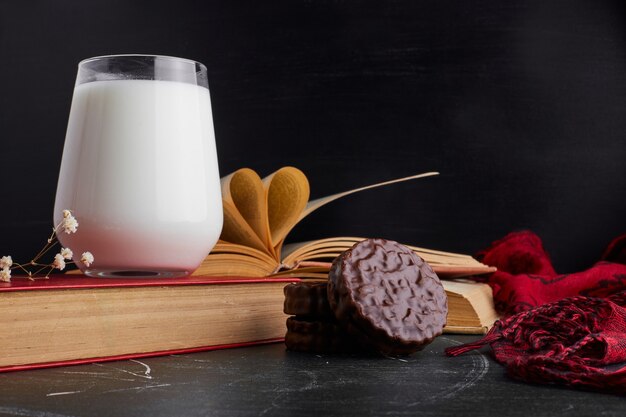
[54,80,223,276]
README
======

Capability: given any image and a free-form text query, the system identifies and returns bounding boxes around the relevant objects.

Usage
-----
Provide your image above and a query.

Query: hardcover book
[0,275,296,372]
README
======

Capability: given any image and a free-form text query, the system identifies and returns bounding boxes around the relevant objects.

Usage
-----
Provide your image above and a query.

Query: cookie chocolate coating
[285,317,359,354]
[327,238,447,355]
[283,282,334,318]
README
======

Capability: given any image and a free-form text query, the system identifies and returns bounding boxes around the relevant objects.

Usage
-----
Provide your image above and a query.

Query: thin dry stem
[3,210,90,281]
[31,226,61,263]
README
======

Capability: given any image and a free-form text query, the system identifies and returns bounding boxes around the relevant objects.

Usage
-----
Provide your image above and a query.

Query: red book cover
[0,274,297,292]
[1,274,298,373]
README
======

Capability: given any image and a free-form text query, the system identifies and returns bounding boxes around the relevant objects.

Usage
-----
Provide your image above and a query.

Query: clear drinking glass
[54,55,223,278]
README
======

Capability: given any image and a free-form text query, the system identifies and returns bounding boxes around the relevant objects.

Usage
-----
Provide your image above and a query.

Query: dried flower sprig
[0,210,94,282]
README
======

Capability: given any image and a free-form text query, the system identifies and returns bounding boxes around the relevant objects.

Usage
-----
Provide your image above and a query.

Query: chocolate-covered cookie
[327,238,447,355]
[284,316,359,354]
[283,281,333,318]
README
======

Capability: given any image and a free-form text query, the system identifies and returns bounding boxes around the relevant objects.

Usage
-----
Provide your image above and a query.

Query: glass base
[84,269,190,278]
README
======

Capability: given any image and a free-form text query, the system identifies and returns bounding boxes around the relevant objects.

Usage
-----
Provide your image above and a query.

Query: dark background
[0,0,624,272]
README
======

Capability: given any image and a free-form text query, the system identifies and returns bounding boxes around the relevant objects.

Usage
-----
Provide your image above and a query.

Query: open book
[194,167,496,279]
[442,280,499,334]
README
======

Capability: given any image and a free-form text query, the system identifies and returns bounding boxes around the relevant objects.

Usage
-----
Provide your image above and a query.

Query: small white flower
[60,247,73,260]
[53,253,66,271]
[62,213,79,234]
[0,255,12,269]
[81,252,94,267]
[0,267,11,282]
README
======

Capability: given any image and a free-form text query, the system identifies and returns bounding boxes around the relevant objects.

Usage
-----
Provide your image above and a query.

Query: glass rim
[78,54,207,72]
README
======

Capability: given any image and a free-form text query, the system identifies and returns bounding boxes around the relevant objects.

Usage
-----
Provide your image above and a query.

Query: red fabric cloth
[446,293,626,394]
[446,231,626,394]
[475,231,626,315]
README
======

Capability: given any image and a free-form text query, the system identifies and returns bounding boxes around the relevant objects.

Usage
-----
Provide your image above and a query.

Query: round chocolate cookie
[327,238,447,355]
[285,317,359,354]
[283,281,334,318]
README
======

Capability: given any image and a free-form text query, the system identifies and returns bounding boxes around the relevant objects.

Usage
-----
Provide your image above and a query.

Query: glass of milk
[54,55,223,278]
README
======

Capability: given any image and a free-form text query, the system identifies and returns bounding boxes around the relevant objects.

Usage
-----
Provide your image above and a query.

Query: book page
[262,167,310,251]
[298,172,440,222]
[442,280,498,328]
[198,240,281,276]
[219,199,269,255]
[272,171,440,256]
[208,241,278,265]
[282,236,495,275]
[281,237,364,265]
[226,169,271,250]
[219,171,272,256]
[194,253,277,277]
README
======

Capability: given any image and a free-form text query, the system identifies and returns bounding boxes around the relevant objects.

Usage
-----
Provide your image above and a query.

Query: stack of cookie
[283,238,448,356]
